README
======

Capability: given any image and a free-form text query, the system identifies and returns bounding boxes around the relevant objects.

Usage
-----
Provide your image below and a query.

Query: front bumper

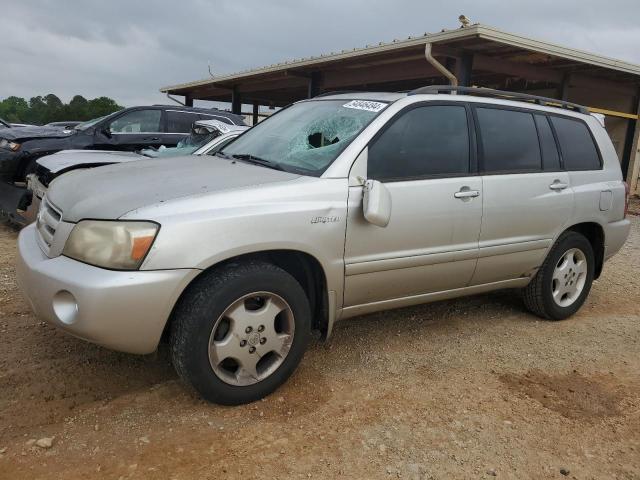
[16,224,199,354]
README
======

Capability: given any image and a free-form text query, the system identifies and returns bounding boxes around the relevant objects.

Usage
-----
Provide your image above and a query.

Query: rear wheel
[523,231,595,320]
[170,261,311,405]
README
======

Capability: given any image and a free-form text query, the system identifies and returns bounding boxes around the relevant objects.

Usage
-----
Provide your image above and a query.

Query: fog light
[52,290,78,325]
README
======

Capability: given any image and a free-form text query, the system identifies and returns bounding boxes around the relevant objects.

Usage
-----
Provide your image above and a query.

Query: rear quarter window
[549,116,601,170]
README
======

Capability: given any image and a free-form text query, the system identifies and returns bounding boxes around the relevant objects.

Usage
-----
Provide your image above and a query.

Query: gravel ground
[0,213,639,480]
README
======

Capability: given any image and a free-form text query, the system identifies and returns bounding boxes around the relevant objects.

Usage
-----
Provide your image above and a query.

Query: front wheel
[170,261,311,405]
[523,231,595,320]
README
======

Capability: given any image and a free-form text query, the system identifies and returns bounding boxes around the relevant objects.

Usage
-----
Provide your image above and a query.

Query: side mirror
[100,125,112,138]
[363,179,392,227]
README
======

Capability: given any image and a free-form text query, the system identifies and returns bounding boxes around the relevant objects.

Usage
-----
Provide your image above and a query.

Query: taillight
[624,181,630,218]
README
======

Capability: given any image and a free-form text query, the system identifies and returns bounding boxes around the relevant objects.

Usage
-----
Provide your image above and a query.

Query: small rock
[94,424,99,431]
[25,439,36,447]
[0,447,6,454]
[139,436,150,444]
[35,437,54,449]
[560,468,570,476]
[486,468,497,476]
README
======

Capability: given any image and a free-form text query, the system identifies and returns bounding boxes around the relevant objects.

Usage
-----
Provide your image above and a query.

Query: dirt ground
[1,213,639,480]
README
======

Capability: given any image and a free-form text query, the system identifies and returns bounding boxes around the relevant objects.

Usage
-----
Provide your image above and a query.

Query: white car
[24,120,248,222]
[16,87,630,405]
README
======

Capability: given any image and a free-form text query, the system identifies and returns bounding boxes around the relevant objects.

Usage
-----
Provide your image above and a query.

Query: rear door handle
[454,189,480,199]
[144,137,160,141]
[549,181,569,191]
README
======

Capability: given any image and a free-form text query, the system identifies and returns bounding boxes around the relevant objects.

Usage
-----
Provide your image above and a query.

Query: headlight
[0,139,20,151]
[63,220,159,270]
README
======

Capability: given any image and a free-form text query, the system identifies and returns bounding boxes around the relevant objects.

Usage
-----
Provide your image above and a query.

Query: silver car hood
[37,150,142,173]
[47,156,300,222]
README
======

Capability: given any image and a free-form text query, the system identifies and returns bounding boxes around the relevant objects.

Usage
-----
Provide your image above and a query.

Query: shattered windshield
[220,99,387,176]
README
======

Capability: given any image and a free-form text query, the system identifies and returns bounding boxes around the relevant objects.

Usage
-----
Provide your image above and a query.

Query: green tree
[87,96,122,119]
[0,94,122,125]
[0,96,29,123]
[67,95,89,119]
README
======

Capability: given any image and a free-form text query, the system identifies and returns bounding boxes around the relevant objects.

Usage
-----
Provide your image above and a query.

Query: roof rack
[408,85,590,114]
[313,90,361,98]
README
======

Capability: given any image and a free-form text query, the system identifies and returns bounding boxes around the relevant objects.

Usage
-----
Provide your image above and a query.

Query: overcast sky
[3,0,640,108]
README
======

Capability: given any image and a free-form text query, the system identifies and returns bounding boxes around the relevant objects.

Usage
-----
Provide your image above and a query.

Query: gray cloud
[2,0,640,107]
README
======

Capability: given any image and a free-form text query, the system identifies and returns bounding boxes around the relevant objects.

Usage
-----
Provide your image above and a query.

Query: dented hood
[37,150,142,174]
[0,125,75,141]
[47,155,300,222]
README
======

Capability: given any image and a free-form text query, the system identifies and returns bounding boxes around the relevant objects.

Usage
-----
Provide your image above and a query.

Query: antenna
[208,62,215,78]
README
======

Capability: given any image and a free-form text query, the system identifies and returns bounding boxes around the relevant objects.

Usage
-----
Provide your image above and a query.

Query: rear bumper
[604,218,631,260]
[16,224,199,354]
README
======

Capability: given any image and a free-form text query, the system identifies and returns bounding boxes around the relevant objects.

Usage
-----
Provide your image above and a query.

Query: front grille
[36,196,62,251]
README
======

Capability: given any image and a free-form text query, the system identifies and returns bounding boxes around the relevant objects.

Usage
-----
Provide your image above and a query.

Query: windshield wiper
[231,154,285,171]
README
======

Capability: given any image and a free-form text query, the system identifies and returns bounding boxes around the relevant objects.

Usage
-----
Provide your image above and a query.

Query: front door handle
[549,181,569,191]
[144,137,160,141]
[454,188,480,199]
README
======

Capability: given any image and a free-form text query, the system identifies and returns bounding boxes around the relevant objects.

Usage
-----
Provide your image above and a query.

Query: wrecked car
[23,120,249,222]
[0,106,245,224]
[16,89,630,405]
[46,121,83,129]
[0,105,245,183]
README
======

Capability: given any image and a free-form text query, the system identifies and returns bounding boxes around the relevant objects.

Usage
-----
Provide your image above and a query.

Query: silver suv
[16,87,631,405]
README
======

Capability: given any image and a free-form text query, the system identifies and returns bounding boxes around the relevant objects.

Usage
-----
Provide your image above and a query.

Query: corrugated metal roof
[161,24,640,93]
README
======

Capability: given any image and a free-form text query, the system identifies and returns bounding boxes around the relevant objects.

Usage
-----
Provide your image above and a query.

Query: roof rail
[408,85,590,114]
[313,90,361,98]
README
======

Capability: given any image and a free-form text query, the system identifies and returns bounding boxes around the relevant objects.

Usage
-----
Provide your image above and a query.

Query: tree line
[0,94,123,125]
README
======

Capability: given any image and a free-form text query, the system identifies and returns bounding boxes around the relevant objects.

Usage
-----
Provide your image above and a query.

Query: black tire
[170,261,311,405]
[18,157,39,183]
[523,231,595,320]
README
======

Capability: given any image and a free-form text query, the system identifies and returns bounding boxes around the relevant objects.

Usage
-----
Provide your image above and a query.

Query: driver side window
[368,105,470,181]
[109,110,162,133]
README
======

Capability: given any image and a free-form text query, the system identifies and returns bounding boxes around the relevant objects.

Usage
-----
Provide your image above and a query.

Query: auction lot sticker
[342,100,387,112]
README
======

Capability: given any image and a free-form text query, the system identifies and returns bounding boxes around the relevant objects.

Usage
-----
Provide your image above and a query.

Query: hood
[47,155,301,222]
[0,125,75,141]
[38,150,142,174]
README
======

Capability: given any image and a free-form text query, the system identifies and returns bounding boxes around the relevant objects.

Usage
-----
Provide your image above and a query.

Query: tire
[20,157,39,181]
[523,231,595,320]
[170,261,311,405]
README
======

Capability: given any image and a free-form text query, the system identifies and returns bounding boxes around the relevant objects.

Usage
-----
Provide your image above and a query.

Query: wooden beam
[252,101,259,125]
[231,87,241,115]
[455,53,474,87]
[626,90,640,194]
[308,72,322,98]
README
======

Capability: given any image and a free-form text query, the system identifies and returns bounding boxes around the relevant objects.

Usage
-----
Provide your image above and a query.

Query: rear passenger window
[550,116,601,170]
[167,110,200,133]
[476,108,541,173]
[368,105,470,181]
[534,115,561,170]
